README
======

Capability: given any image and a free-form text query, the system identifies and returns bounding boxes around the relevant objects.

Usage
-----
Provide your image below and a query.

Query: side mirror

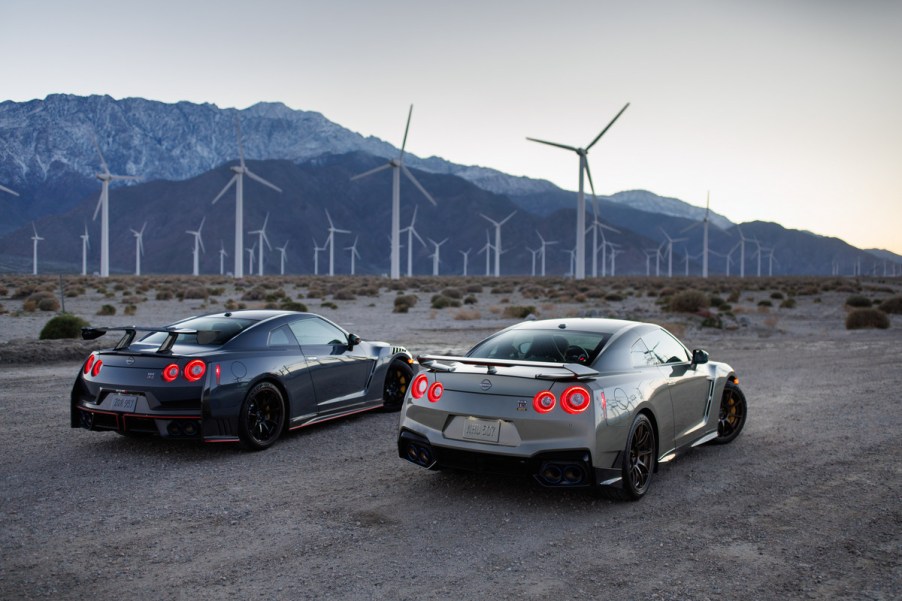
[691,349,709,366]
[348,333,362,350]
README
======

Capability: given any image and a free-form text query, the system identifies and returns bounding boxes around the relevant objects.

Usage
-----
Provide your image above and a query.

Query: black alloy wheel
[238,381,286,451]
[622,414,656,500]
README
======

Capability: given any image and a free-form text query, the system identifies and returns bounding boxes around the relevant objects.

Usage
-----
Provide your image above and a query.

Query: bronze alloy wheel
[713,382,747,444]
[383,360,413,411]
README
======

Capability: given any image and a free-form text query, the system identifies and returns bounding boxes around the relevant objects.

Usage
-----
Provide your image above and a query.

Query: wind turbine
[246,241,257,275]
[92,135,140,277]
[659,228,687,278]
[401,205,427,277]
[563,247,576,277]
[80,225,90,276]
[527,102,629,280]
[30,223,43,275]
[459,248,471,276]
[346,236,361,275]
[477,230,494,276]
[427,237,448,276]
[219,241,228,276]
[276,240,289,275]
[350,104,437,280]
[312,237,326,276]
[211,117,282,279]
[736,227,752,278]
[588,196,620,277]
[527,247,540,276]
[130,222,146,276]
[325,210,350,276]
[682,191,713,278]
[1,183,19,196]
[536,231,558,277]
[480,211,516,277]
[248,213,272,276]
[186,217,205,276]
[643,248,657,277]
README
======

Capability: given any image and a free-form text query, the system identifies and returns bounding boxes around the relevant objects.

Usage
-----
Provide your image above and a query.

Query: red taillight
[83,354,95,375]
[561,386,591,414]
[533,391,556,414]
[91,359,103,377]
[183,359,206,382]
[411,374,429,399]
[162,363,179,383]
[427,382,444,403]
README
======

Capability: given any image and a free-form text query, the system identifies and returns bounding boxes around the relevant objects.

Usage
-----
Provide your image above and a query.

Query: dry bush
[393,295,418,313]
[667,290,709,313]
[333,289,356,301]
[431,295,461,309]
[156,289,174,301]
[845,308,890,330]
[123,304,137,316]
[878,296,902,314]
[97,304,116,316]
[39,313,89,340]
[845,295,872,308]
[502,305,536,319]
[454,309,481,321]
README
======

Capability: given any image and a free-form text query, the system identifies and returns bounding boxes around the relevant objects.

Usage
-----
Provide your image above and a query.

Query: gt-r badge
[517,400,527,411]
[146,372,155,380]
[480,379,492,391]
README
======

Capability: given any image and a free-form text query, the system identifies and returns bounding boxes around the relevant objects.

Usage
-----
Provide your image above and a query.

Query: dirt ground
[0,276,900,600]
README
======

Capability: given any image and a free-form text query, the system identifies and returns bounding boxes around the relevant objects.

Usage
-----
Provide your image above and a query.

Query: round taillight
[162,363,180,383]
[83,354,96,375]
[533,391,556,414]
[91,359,103,377]
[561,386,591,414]
[411,374,429,399]
[427,381,444,403]
[183,359,206,382]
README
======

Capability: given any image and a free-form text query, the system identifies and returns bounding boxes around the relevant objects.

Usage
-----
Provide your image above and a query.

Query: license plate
[107,393,138,412]
[462,418,501,443]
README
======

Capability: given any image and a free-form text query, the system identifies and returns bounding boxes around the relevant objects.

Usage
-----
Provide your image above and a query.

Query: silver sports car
[397,317,746,500]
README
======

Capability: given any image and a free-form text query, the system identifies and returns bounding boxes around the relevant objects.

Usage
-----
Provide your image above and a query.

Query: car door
[645,328,711,447]
[265,323,318,419]
[287,316,375,412]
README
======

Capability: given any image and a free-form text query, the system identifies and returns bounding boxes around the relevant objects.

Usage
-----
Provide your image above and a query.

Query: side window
[288,318,348,346]
[643,328,691,364]
[630,338,655,368]
[268,325,297,348]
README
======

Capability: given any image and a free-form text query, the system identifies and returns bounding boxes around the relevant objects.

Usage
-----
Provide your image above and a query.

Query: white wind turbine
[92,136,140,277]
[477,230,494,276]
[276,240,289,275]
[427,237,448,276]
[459,248,471,276]
[248,213,272,276]
[350,104,437,279]
[211,117,282,279]
[246,241,257,275]
[312,237,326,276]
[659,228,687,278]
[186,217,205,276]
[736,227,752,278]
[401,205,427,277]
[536,231,558,277]
[563,247,576,277]
[527,103,629,280]
[527,247,540,276]
[681,191,713,278]
[588,199,620,278]
[31,223,43,275]
[130,222,146,276]
[219,241,228,275]
[80,225,90,276]
[346,236,361,275]
[480,211,516,277]
[325,210,350,276]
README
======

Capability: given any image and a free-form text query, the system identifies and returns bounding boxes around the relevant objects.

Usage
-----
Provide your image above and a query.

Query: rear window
[139,316,257,347]
[467,329,610,365]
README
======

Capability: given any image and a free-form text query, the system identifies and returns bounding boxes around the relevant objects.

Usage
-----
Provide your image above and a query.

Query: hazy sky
[2,0,901,253]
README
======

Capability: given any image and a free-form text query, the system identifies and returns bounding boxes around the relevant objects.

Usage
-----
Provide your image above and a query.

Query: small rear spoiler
[82,326,217,353]
[417,354,599,381]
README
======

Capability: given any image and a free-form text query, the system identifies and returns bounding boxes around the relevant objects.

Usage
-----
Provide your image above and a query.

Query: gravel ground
[0,278,900,600]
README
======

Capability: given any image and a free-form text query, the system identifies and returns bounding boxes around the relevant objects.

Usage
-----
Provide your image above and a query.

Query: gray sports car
[398,317,746,499]
[72,310,414,450]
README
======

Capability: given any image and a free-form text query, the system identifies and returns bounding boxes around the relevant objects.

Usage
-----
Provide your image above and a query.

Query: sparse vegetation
[502,305,536,319]
[668,290,709,313]
[39,313,89,340]
[96,304,116,316]
[393,295,418,313]
[845,295,872,308]
[878,296,902,314]
[845,308,890,330]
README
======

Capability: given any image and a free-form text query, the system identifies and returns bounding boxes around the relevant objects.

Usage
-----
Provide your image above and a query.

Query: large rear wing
[417,354,599,381]
[82,326,214,353]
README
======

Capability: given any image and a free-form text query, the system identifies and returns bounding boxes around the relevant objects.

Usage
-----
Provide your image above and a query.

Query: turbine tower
[477,230,494,276]
[80,225,90,276]
[527,103,629,280]
[681,191,712,278]
[346,236,361,275]
[589,197,619,277]
[325,210,350,276]
[31,223,43,275]
[350,104,437,279]
[248,213,272,276]
[211,117,282,278]
[459,248,471,276]
[246,241,257,275]
[219,241,228,275]
[186,217,205,276]
[130,222,146,276]
[536,231,558,277]
[480,211,516,277]
[92,136,140,277]
[312,237,326,276]
[276,240,289,275]
[659,228,687,278]
[427,237,448,276]
[401,205,427,277]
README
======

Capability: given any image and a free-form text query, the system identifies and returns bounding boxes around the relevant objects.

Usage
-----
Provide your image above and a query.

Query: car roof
[505,317,643,336]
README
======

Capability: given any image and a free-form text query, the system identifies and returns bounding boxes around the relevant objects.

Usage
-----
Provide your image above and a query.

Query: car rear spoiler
[417,354,599,381]
[82,326,216,353]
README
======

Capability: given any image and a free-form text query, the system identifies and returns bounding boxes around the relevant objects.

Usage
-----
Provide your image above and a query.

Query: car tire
[382,360,413,412]
[619,413,656,501]
[238,381,286,451]
[711,381,746,445]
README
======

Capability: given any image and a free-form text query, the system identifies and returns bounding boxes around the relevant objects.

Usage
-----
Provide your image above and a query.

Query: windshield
[467,328,610,365]
[139,316,258,347]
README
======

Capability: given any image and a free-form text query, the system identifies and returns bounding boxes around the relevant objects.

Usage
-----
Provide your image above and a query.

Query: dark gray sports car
[398,317,746,499]
[72,310,413,450]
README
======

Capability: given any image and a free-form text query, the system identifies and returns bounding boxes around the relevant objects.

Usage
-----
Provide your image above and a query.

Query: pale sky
[2,0,901,253]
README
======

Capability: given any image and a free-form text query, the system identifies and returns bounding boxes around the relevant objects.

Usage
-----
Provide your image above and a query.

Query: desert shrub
[668,290,709,313]
[845,295,872,308]
[393,295,418,313]
[845,308,889,330]
[241,286,269,301]
[321,301,338,310]
[0,285,7,296]
[780,298,797,309]
[502,305,536,319]
[454,309,481,321]
[727,289,741,303]
[181,286,208,300]
[156,289,174,301]
[333,290,356,301]
[464,295,478,305]
[97,304,116,316]
[465,284,483,293]
[605,293,624,302]
[758,300,773,307]
[878,296,902,314]
[65,285,85,298]
[123,304,137,316]
[441,287,463,299]
[39,313,90,340]
[223,299,246,311]
[38,296,61,312]
[280,300,309,312]
[770,291,785,300]
[431,295,461,309]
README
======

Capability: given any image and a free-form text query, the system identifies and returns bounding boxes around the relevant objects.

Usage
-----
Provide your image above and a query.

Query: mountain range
[1,94,899,277]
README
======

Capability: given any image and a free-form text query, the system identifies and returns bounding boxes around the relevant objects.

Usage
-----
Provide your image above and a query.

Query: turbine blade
[350,163,392,181]
[412,228,426,247]
[584,161,597,198]
[212,174,238,204]
[109,174,140,181]
[235,116,246,169]
[0,184,19,196]
[92,193,103,221]
[500,211,516,225]
[586,102,630,150]
[402,165,437,205]
[92,133,110,175]
[400,104,413,159]
[245,169,283,193]
[526,137,578,152]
